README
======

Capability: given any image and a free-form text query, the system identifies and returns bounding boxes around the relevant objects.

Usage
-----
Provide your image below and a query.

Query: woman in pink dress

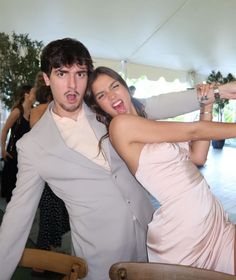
[85,66,236,275]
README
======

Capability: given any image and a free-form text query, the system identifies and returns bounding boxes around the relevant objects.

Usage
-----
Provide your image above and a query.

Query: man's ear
[43,73,50,86]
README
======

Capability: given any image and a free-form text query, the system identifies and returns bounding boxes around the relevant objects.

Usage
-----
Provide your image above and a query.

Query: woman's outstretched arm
[109,114,236,172]
[110,114,236,146]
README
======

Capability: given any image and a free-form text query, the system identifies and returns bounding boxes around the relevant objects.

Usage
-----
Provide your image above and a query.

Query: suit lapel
[36,102,112,169]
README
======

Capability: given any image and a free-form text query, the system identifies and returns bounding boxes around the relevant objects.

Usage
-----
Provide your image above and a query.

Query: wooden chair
[18,248,88,279]
[109,262,236,280]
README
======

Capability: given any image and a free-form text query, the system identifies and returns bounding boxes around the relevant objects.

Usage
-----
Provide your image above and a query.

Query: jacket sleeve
[0,139,45,280]
[140,89,200,120]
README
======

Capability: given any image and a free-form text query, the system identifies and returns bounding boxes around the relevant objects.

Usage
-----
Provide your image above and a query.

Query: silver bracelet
[200,111,212,115]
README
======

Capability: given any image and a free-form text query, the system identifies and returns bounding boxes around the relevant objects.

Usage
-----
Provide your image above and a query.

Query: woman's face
[91,74,137,118]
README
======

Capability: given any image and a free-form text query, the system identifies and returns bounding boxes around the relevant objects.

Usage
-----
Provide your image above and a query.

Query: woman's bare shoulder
[30,104,48,127]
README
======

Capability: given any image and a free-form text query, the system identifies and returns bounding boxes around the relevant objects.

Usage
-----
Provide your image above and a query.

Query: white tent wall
[94,57,206,88]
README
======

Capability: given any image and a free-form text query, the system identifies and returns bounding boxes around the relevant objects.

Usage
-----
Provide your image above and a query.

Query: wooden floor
[199,145,236,223]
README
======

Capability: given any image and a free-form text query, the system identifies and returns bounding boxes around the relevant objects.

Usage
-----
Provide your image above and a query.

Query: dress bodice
[135,142,203,204]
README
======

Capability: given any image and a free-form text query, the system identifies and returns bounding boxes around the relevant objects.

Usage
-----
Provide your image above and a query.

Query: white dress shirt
[52,107,110,170]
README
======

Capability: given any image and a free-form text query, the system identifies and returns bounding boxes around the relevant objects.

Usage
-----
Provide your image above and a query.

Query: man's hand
[197,81,236,102]
[219,82,236,100]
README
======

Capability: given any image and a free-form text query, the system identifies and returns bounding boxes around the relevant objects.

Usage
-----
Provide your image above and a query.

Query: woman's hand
[1,149,13,161]
[196,83,215,106]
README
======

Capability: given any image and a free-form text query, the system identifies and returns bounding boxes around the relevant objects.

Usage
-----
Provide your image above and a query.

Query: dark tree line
[0,32,44,109]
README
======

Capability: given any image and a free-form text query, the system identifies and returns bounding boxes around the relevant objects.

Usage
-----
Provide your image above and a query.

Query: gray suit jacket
[0,90,199,280]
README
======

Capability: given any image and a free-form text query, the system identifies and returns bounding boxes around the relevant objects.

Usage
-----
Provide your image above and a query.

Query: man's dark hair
[40,38,94,76]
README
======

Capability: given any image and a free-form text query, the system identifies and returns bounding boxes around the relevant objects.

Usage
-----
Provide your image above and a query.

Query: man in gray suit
[0,38,208,280]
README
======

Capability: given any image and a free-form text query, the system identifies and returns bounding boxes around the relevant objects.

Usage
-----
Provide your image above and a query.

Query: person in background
[30,72,53,127]
[1,84,35,202]
[0,38,216,280]
[30,72,70,276]
[128,85,136,97]
[85,66,236,275]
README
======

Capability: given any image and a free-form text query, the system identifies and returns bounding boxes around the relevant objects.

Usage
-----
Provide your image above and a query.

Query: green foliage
[0,32,44,109]
[206,70,236,121]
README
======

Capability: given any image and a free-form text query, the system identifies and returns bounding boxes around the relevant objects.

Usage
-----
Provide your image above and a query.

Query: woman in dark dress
[1,84,35,202]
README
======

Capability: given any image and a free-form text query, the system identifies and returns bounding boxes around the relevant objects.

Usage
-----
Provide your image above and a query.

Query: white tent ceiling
[1,0,236,82]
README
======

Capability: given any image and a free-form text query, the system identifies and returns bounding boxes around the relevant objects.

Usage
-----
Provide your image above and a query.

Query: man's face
[43,64,88,119]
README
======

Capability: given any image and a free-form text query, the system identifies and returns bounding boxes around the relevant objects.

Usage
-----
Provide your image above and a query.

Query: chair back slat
[18,248,87,279]
[109,262,236,280]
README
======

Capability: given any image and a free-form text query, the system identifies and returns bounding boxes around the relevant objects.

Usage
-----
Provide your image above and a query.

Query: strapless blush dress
[135,142,235,274]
